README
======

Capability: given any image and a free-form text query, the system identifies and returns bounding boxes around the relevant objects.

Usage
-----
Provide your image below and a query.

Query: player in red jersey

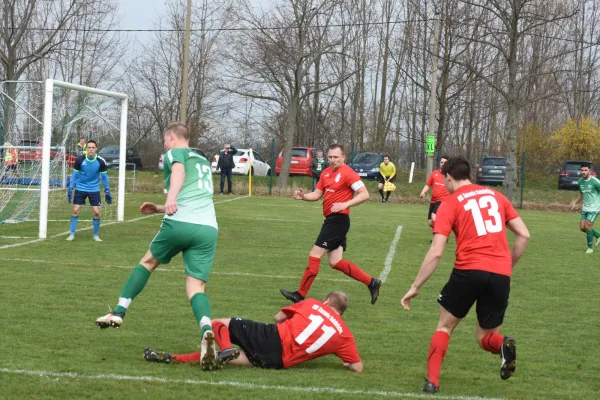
[420,155,450,231]
[142,291,363,372]
[401,156,530,393]
[280,143,382,305]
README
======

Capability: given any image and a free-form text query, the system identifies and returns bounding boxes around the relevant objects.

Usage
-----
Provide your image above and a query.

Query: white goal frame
[39,79,128,239]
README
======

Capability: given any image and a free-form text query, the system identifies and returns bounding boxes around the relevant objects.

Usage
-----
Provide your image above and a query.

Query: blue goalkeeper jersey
[72,154,108,192]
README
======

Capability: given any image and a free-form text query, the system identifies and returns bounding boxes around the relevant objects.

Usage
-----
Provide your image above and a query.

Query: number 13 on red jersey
[463,195,502,236]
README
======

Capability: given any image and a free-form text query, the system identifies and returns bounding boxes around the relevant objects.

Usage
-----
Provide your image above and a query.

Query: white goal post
[39,79,128,239]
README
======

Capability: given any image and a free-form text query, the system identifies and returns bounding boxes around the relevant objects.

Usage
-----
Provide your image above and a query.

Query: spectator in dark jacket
[310,150,328,190]
[216,143,237,194]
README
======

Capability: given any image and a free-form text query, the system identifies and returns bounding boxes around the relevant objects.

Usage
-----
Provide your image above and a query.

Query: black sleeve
[98,157,108,173]
[216,152,222,169]
[229,145,237,154]
[73,155,84,171]
[310,159,317,174]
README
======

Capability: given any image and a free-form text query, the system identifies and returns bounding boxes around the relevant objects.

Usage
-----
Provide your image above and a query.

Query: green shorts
[580,211,599,223]
[150,219,218,281]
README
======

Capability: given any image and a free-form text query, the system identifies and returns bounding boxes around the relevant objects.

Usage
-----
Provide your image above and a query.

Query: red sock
[332,260,372,286]
[172,352,201,363]
[297,256,321,297]
[481,332,503,354]
[212,321,232,349]
[427,331,450,386]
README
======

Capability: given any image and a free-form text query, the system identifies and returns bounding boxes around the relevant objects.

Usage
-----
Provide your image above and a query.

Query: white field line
[379,226,403,283]
[0,235,36,239]
[1,257,353,283]
[0,196,249,250]
[0,368,504,400]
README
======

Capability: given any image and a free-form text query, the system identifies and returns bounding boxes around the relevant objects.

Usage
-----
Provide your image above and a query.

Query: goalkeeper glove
[104,189,112,205]
[67,187,73,203]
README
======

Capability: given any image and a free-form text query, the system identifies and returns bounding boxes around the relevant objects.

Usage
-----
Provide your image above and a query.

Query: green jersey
[163,148,217,229]
[578,176,600,212]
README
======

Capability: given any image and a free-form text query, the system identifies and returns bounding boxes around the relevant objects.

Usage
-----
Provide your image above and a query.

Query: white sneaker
[93,236,102,242]
[200,330,217,371]
[95,313,123,329]
[66,235,75,241]
[586,248,593,254]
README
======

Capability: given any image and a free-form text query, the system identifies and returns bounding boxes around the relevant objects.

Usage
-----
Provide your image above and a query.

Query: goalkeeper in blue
[66,140,111,241]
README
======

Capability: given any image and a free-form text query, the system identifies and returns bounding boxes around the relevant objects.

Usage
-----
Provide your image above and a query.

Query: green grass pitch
[0,194,599,399]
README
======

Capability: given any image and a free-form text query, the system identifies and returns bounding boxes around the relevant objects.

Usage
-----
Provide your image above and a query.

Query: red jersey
[316,164,363,217]
[433,184,519,277]
[426,169,450,203]
[276,298,361,368]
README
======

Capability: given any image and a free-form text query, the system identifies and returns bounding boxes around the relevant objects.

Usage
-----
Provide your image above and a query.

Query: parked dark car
[98,146,142,170]
[348,152,385,180]
[558,160,597,190]
[476,156,506,186]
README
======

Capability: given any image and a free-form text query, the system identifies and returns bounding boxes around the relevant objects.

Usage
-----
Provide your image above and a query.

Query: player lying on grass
[144,291,363,372]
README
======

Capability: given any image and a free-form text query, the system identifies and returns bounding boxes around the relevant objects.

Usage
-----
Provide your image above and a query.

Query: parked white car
[211,148,271,176]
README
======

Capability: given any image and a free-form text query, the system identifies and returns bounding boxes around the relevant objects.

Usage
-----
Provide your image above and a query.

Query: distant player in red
[143,291,363,372]
[280,143,382,305]
[420,155,450,230]
[401,156,530,393]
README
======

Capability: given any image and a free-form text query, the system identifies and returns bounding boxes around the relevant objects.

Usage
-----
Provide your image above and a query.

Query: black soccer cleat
[500,336,517,380]
[143,347,172,364]
[423,379,439,393]
[217,347,240,367]
[368,278,382,305]
[280,289,305,303]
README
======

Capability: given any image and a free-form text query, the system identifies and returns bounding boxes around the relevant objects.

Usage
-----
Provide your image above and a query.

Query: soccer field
[0,194,598,399]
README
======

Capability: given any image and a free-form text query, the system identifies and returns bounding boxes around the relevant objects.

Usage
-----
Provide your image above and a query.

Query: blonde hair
[324,291,349,315]
[164,122,189,140]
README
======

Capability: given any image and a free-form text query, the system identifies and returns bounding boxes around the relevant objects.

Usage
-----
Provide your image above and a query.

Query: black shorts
[228,318,284,369]
[377,175,396,184]
[315,213,350,251]
[438,269,511,329]
[74,190,101,206]
[428,201,442,220]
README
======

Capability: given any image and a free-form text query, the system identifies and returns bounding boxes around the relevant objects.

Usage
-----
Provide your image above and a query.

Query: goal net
[0,80,128,239]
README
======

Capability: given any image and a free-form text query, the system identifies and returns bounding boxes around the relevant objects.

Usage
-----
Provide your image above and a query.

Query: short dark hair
[440,154,450,161]
[165,122,190,140]
[441,156,471,181]
[324,291,349,315]
[86,140,97,147]
[581,163,591,169]
[383,154,390,159]
[328,143,345,155]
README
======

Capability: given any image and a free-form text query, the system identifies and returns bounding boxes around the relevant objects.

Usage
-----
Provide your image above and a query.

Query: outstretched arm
[294,188,324,201]
[570,192,583,210]
[401,233,447,311]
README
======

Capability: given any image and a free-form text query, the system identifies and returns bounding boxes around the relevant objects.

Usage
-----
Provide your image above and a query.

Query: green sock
[190,292,212,336]
[114,264,151,314]
[593,230,600,239]
[587,231,594,248]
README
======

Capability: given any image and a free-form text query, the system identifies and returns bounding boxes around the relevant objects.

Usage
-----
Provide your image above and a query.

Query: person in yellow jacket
[4,142,18,174]
[378,154,396,203]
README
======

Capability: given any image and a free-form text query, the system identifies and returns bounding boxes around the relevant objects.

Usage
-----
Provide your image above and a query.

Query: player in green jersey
[95,122,221,370]
[570,163,600,254]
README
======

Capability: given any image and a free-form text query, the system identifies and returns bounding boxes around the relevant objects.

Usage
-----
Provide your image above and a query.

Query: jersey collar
[85,154,97,162]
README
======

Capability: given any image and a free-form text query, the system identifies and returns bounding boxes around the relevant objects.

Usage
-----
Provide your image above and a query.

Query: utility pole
[426,9,441,178]
[180,0,192,123]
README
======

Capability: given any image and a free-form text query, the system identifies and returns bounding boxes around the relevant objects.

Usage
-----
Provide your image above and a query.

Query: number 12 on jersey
[295,314,337,354]
[463,195,502,236]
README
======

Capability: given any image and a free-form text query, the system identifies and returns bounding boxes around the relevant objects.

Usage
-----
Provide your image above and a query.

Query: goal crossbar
[39,79,128,239]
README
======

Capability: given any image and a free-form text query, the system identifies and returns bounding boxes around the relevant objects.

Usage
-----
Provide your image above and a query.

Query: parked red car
[275,146,320,176]
[16,139,77,168]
